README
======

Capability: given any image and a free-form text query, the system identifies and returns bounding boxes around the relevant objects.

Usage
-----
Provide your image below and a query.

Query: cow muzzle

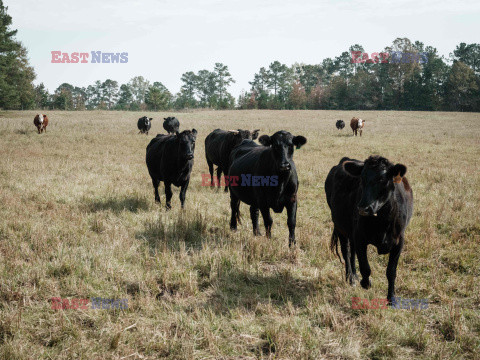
[186,154,194,160]
[279,163,291,172]
[358,206,377,217]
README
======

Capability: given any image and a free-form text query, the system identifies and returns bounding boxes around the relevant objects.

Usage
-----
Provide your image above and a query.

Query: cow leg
[216,167,222,190]
[250,206,261,236]
[355,239,371,290]
[229,193,240,231]
[359,129,362,137]
[260,207,273,238]
[207,159,214,187]
[386,238,404,303]
[339,234,357,285]
[349,239,358,283]
[286,201,297,247]
[179,179,189,209]
[152,178,161,203]
[164,182,173,210]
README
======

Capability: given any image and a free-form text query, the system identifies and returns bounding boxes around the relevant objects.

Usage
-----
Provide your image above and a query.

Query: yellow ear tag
[393,174,402,184]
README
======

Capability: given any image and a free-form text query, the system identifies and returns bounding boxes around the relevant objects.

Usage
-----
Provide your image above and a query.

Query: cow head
[38,115,44,124]
[258,131,307,172]
[175,129,197,160]
[343,156,407,216]
[229,129,260,145]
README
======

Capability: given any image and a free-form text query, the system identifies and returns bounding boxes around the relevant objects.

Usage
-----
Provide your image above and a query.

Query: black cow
[138,116,152,134]
[325,155,413,302]
[205,129,260,192]
[146,129,197,209]
[228,131,307,247]
[163,117,180,134]
[336,120,345,130]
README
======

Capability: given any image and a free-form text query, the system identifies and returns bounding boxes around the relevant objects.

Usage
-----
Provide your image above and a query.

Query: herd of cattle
[335,117,366,136]
[32,113,412,303]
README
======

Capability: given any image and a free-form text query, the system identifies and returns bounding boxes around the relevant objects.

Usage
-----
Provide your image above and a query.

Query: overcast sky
[7,0,480,97]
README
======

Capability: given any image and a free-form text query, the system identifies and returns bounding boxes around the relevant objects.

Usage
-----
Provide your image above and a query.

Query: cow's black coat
[146,129,197,209]
[205,129,259,191]
[138,116,152,134]
[228,131,307,247]
[325,155,413,301]
[163,117,180,134]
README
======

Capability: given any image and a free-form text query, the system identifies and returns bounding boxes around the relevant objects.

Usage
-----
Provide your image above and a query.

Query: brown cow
[34,114,49,134]
[350,117,365,136]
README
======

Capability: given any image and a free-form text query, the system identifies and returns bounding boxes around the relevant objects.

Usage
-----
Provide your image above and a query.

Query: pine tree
[0,0,36,109]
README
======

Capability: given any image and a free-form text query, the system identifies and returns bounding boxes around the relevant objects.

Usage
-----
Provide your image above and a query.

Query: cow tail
[330,228,343,264]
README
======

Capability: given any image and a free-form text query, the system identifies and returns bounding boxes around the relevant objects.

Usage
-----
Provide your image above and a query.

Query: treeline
[1,0,479,112]
[238,40,480,111]
[33,62,236,111]
[33,39,480,112]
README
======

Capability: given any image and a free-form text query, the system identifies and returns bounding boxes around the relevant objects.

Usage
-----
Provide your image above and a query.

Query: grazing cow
[137,116,152,134]
[228,131,307,247]
[336,120,345,130]
[205,129,260,192]
[350,117,365,136]
[163,117,180,134]
[325,155,413,302]
[34,114,48,134]
[146,129,197,209]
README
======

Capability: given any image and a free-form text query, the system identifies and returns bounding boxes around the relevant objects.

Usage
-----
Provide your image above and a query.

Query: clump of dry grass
[0,110,479,359]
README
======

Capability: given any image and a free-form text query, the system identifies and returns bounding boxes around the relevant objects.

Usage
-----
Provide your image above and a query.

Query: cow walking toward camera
[163,117,180,134]
[228,131,307,247]
[137,116,152,134]
[325,155,413,303]
[350,117,365,136]
[336,120,345,130]
[34,114,48,134]
[205,128,260,192]
[146,129,197,209]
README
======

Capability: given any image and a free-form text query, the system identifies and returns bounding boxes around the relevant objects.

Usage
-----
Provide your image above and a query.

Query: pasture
[0,110,479,359]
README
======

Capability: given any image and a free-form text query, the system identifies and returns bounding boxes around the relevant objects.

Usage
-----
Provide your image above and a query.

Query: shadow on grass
[82,195,150,214]
[208,268,318,313]
[136,210,215,252]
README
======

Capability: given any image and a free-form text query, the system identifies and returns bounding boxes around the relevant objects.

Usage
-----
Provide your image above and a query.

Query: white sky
[8,0,480,97]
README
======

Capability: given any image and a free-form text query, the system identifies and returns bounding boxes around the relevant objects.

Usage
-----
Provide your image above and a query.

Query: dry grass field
[0,110,479,359]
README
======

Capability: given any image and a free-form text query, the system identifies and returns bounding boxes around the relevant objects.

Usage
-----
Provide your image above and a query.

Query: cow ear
[387,164,407,183]
[192,129,197,137]
[164,118,167,120]
[175,131,179,137]
[343,161,364,177]
[292,136,307,149]
[252,129,260,140]
[149,118,153,120]
[258,135,271,146]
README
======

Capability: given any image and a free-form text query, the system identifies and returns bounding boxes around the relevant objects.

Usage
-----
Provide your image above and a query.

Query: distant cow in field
[137,116,152,134]
[163,117,180,134]
[350,117,365,136]
[228,131,307,247]
[205,129,260,192]
[325,155,413,302]
[336,120,345,130]
[146,129,197,209]
[34,114,48,134]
